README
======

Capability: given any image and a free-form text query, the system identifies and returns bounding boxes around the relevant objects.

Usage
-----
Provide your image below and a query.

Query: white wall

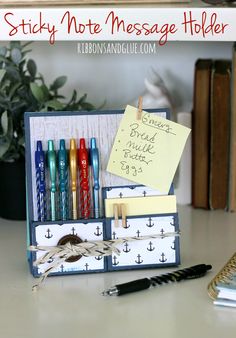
[27,41,233,113]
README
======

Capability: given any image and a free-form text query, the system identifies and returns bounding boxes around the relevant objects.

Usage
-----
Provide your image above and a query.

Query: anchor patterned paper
[105,185,163,199]
[108,215,179,270]
[25,109,180,278]
[32,221,105,276]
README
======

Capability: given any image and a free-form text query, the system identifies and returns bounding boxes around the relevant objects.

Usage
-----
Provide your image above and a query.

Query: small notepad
[107,105,191,193]
[208,252,236,307]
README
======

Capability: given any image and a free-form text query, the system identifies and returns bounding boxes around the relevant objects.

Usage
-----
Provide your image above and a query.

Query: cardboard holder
[25,108,180,278]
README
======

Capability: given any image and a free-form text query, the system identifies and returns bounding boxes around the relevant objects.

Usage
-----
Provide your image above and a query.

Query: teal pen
[90,138,100,218]
[48,140,57,221]
[58,139,68,220]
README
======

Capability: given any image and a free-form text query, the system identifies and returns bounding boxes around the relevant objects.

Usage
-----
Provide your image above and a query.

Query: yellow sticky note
[107,105,191,193]
[105,195,177,218]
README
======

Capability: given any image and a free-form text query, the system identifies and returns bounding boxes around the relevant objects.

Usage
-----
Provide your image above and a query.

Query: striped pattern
[36,168,46,221]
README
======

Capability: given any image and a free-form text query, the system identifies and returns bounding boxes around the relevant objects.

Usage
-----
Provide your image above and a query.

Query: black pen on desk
[102,264,212,296]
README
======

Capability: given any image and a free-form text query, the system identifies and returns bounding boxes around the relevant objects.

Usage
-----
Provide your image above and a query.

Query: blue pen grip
[35,141,46,221]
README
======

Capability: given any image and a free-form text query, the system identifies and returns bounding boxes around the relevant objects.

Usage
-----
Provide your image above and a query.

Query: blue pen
[48,140,57,221]
[90,138,100,218]
[58,139,68,220]
[35,141,46,221]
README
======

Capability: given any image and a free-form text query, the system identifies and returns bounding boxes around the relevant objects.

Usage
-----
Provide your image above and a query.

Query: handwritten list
[107,105,191,193]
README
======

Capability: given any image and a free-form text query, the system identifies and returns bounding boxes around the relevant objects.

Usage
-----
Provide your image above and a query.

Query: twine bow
[30,231,180,291]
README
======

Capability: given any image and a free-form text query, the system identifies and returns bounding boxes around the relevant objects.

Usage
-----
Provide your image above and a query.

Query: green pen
[48,140,57,221]
[58,139,68,220]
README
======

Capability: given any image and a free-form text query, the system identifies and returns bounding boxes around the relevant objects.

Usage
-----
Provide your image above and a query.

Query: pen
[47,140,57,221]
[78,138,91,219]
[102,264,212,296]
[69,138,78,220]
[90,137,100,218]
[58,139,68,221]
[35,140,46,221]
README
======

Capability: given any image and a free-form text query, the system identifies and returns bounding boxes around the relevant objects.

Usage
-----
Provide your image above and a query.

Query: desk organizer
[25,109,180,278]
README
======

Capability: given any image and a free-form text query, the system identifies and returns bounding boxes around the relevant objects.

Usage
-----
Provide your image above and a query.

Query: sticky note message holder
[24,108,181,283]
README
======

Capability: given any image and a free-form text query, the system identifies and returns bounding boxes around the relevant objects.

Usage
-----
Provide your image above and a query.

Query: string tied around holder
[29,231,180,291]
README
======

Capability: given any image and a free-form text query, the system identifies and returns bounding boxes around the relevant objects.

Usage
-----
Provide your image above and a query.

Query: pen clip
[48,140,56,193]
[69,139,77,193]
[70,138,78,220]
[79,138,91,219]
[58,139,68,220]
[78,138,89,191]
[35,140,46,193]
[35,140,46,221]
[90,137,100,190]
[58,139,67,192]
[90,137,100,218]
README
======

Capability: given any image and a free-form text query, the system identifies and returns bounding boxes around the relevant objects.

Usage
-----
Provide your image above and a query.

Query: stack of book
[192,44,236,211]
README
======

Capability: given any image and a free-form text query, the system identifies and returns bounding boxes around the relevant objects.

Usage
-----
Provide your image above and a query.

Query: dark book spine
[209,60,231,210]
[192,59,212,209]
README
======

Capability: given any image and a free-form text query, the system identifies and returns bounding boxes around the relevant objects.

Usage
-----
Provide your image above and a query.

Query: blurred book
[228,43,236,212]
[192,58,232,210]
[192,59,212,209]
[209,60,231,210]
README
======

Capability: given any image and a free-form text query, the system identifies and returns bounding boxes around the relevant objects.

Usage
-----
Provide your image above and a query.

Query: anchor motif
[171,239,176,250]
[123,242,131,253]
[95,255,103,260]
[147,241,155,251]
[142,190,147,197]
[119,192,123,198]
[84,263,89,271]
[170,217,175,226]
[60,264,64,272]
[45,228,53,239]
[136,229,141,238]
[71,227,77,236]
[94,226,102,236]
[135,254,143,264]
[146,217,154,228]
[123,219,130,229]
[112,255,119,266]
[160,228,165,238]
[112,231,118,240]
[159,253,167,263]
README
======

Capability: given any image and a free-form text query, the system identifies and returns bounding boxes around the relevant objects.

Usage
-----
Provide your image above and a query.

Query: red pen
[78,138,91,219]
